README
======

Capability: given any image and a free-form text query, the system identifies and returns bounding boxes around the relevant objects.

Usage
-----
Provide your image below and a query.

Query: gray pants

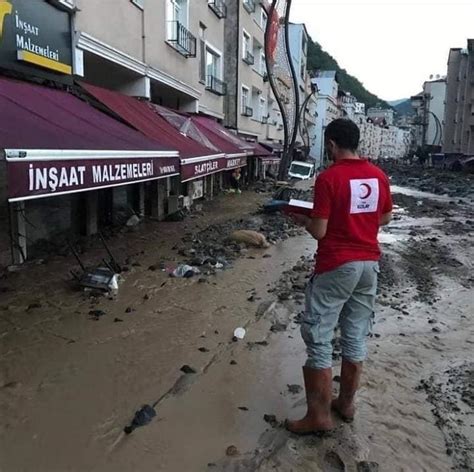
[301,261,379,370]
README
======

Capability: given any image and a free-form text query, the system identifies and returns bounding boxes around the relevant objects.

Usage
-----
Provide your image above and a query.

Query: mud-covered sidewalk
[0,168,473,472]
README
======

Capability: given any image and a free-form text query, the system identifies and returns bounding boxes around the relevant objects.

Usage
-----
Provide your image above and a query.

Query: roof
[0,76,177,153]
[81,82,221,160]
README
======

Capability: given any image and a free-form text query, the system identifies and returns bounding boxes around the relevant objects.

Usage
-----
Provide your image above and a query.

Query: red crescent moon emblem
[359,183,372,199]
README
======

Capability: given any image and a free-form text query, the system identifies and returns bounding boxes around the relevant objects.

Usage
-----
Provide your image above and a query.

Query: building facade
[443,39,474,155]
[367,107,394,126]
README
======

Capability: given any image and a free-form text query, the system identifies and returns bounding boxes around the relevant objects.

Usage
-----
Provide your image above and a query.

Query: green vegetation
[307,38,390,110]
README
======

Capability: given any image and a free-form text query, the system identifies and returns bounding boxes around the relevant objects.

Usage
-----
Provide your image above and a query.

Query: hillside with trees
[307,38,390,110]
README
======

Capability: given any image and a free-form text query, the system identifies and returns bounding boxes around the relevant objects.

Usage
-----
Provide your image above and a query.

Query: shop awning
[191,116,254,157]
[0,77,179,202]
[81,83,222,161]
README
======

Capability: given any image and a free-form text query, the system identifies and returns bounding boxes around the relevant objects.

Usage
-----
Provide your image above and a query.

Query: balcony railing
[166,21,197,58]
[208,0,227,18]
[243,0,256,13]
[243,51,255,65]
[206,75,227,96]
[242,106,253,117]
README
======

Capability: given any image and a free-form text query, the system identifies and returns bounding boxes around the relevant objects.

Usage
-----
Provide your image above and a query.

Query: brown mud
[0,170,473,471]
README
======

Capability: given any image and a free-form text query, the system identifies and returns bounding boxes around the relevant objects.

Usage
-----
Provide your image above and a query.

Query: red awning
[81,83,222,160]
[0,76,179,202]
[191,116,254,156]
[0,77,177,152]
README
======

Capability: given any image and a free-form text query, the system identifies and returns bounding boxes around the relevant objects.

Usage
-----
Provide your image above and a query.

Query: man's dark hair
[324,119,360,152]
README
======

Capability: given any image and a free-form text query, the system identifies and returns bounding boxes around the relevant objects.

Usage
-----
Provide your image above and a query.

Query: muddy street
[0,170,473,472]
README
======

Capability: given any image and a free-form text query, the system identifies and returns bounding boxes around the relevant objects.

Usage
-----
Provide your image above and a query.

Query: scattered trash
[226,445,239,457]
[181,365,197,374]
[230,230,271,249]
[124,404,157,434]
[233,327,246,340]
[170,264,201,278]
[126,214,140,227]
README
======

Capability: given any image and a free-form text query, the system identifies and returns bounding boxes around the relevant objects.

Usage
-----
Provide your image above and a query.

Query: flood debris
[230,230,271,249]
[225,445,240,457]
[123,404,157,434]
[169,264,201,278]
[287,384,303,394]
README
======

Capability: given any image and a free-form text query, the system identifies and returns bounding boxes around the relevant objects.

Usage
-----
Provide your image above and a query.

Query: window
[205,47,226,95]
[259,97,267,123]
[243,0,256,14]
[261,8,268,31]
[260,49,266,76]
[166,0,196,57]
[131,0,144,8]
[242,30,251,59]
[199,24,207,83]
[241,86,252,116]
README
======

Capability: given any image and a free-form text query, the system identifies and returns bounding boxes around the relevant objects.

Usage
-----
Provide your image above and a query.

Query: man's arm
[380,211,392,226]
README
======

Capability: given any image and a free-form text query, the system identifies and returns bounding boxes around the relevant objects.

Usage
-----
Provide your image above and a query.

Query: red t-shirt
[311,159,393,274]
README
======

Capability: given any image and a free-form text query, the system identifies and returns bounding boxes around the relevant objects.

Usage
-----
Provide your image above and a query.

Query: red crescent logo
[359,183,372,199]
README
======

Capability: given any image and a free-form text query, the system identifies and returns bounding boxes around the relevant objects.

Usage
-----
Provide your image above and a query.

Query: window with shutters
[199,24,207,84]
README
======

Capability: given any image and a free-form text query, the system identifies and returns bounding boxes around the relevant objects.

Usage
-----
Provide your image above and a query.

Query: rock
[270,322,287,333]
[226,445,239,457]
[357,461,379,472]
[148,265,158,271]
[333,375,341,383]
[180,365,197,374]
[432,327,441,333]
[198,347,209,353]
[287,384,303,394]
[263,414,279,428]
[126,215,140,227]
[238,406,249,411]
[114,317,124,323]
[230,360,237,365]
[27,303,42,311]
[125,307,135,313]
[89,309,106,318]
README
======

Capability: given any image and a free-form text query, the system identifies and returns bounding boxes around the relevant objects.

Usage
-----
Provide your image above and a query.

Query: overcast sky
[290,0,474,101]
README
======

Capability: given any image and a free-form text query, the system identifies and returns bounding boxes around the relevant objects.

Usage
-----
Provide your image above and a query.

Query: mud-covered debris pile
[382,162,474,199]
[418,363,474,470]
[176,213,304,268]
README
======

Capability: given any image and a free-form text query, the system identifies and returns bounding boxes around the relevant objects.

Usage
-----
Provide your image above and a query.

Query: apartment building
[223,0,285,146]
[310,70,340,166]
[367,107,394,126]
[288,23,317,157]
[75,0,227,119]
[443,39,474,155]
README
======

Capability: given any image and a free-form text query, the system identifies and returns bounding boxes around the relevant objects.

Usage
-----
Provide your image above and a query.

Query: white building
[310,70,340,167]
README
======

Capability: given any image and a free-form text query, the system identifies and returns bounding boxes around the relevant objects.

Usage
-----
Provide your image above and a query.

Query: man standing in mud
[287,119,393,434]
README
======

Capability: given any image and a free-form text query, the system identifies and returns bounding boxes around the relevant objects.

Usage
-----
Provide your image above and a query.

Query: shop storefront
[0,77,178,264]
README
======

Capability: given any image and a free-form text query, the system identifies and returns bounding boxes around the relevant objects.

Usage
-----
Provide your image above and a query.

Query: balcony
[166,21,197,58]
[243,51,255,65]
[261,116,268,124]
[242,106,253,117]
[243,0,256,13]
[206,75,227,96]
[208,0,227,19]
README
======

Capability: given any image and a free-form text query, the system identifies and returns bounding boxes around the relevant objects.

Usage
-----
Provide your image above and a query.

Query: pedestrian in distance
[287,118,393,434]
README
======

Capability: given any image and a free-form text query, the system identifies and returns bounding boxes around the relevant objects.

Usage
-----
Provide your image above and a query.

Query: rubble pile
[382,162,474,199]
[176,212,303,269]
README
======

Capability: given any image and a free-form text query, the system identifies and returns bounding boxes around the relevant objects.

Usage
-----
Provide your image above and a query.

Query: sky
[290,0,474,101]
